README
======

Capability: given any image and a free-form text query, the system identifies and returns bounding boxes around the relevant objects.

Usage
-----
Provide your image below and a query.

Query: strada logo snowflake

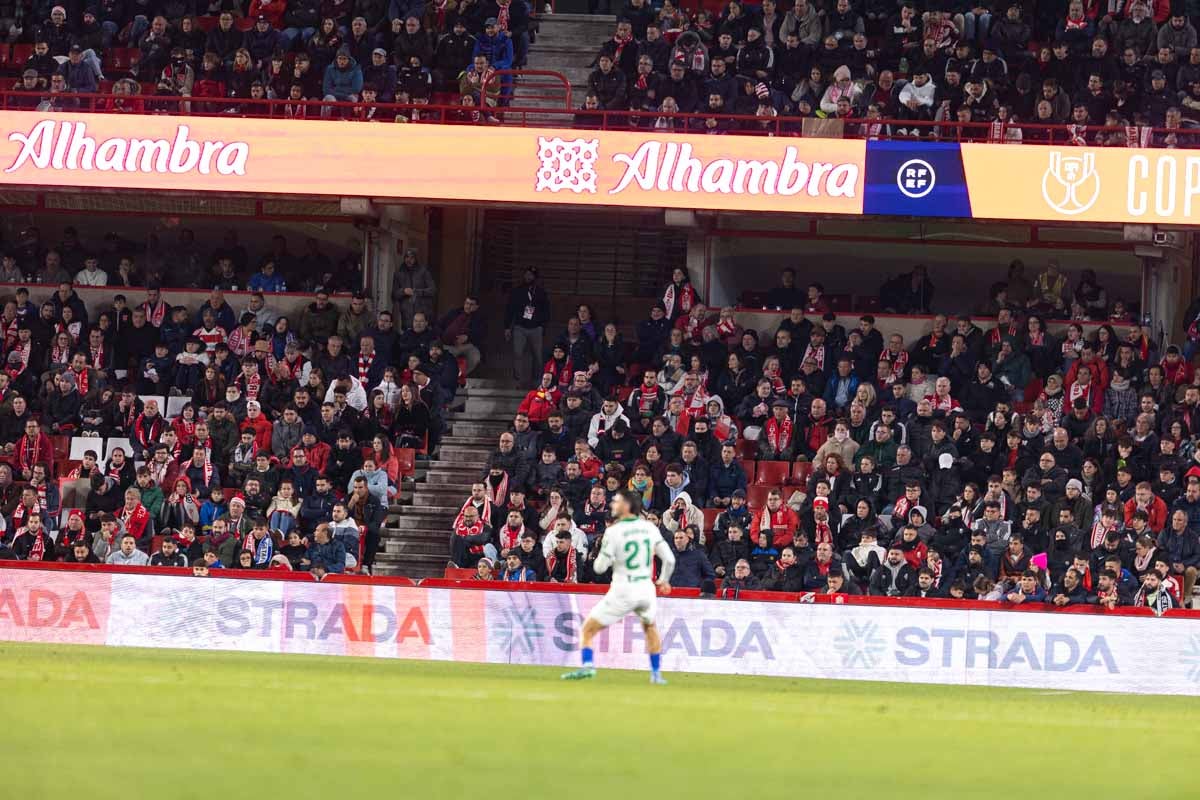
[5,120,248,176]
[535,136,598,194]
[495,606,544,656]
[1180,634,1200,682]
[833,620,886,669]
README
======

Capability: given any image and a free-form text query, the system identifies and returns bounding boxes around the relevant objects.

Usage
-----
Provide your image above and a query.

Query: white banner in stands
[1,568,1197,695]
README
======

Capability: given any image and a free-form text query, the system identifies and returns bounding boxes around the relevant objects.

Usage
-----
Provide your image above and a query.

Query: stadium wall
[3,566,1197,696]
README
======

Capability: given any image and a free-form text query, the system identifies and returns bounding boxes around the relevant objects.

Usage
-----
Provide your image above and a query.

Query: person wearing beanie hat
[738,25,773,82]
[321,44,363,112]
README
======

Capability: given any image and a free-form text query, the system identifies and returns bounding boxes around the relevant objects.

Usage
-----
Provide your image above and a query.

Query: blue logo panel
[863,141,972,218]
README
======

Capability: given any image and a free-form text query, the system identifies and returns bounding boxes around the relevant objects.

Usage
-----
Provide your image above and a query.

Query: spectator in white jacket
[819,65,863,114]
[74,256,108,286]
[897,72,936,131]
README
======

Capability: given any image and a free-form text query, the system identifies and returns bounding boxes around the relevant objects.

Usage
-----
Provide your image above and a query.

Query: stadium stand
[0,0,1198,144]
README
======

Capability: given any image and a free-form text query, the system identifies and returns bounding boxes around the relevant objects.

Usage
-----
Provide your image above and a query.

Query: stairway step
[425,459,487,470]
[437,446,496,460]
[380,540,447,557]
[440,435,501,447]
[463,398,517,415]
[424,476,481,490]
[448,421,511,437]
[461,387,528,400]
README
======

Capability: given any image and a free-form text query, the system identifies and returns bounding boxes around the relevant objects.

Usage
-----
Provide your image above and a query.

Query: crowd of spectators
[0,0,532,119]
[456,261,1196,616]
[577,0,1200,143]
[0,224,493,578]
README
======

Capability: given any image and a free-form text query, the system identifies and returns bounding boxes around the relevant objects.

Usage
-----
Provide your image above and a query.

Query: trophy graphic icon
[1041,151,1101,215]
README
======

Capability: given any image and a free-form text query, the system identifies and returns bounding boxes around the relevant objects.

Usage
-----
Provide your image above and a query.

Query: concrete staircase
[375,379,526,579]
[518,12,615,121]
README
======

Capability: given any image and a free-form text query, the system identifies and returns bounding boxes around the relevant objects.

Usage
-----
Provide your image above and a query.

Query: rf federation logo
[1042,151,1101,215]
[896,158,935,199]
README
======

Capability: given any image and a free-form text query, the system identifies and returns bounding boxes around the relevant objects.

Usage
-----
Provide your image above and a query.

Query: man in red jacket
[13,418,54,481]
[241,400,275,454]
[1124,481,1169,533]
[751,489,800,549]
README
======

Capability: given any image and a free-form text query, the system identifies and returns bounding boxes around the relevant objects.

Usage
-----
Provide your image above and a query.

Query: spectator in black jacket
[710,523,749,576]
[869,546,918,595]
[670,528,715,588]
[504,267,550,387]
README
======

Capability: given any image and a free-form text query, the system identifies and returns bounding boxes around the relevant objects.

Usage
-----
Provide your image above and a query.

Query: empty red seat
[49,435,70,460]
[755,460,791,485]
[396,447,416,478]
[701,507,720,533]
[740,459,755,485]
[11,44,32,66]
[0,43,10,69]
[735,439,757,460]
[791,461,814,485]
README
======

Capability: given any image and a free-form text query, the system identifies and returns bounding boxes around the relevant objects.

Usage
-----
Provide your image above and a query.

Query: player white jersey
[594,517,675,585]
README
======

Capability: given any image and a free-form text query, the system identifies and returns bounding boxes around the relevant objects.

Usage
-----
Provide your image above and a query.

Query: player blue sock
[581,647,594,667]
[649,653,661,674]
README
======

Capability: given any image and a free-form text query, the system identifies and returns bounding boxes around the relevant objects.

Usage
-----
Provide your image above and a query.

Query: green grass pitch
[4,641,1198,799]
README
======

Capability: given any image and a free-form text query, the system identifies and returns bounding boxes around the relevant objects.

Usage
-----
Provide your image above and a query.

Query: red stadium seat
[456,356,467,387]
[735,439,757,460]
[616,386,633,403]
[755,460,791,485]
[745,484,777,510]
[195,15,218,31]
[11,44,32,66]
[827,293,852,312]
[445,566,476,579]
[49,435,70,461]
[0,43,10,70]
[790,461,814,485]
[740,459,755,485]
[701,507,720,534]
[105,48,132,71]
[395,447,416,478]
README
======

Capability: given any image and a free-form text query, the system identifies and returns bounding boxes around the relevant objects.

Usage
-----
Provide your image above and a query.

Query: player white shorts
[587,580,658,627]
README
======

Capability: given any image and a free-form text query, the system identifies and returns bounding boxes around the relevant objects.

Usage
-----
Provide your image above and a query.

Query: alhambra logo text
[5,120,248,175]
[536,136,859,198]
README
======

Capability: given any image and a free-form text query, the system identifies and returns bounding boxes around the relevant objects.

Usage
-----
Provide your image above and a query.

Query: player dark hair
[616,488,644,516]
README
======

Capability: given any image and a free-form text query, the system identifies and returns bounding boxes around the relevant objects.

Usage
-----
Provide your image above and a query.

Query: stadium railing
[0,90,1188,147]
[4,561,1186,618]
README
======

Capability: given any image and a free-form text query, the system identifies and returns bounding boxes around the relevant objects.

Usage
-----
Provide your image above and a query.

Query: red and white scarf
[1069,380,1093,409]
[144,299,167,327]
[1089,519,1115,550]
[6,341,30,377]
[454,498,490,528]
[18,434,42,470]
[89,342,105,370]
[23,527,49,561]
[634,385,659,416]
[546,546,578,582]
[238,372,262,402]
[925,392,960,413]
[662,282,696,318]
[803,342,826,371]
[813,518,833,545]
[454,519,486,555]
[486,473,510,510]
[11,500,41,530]
[764,416,792,453]
[71,366,89,396]
[358,352,375,385]
[121,502,151,540]
[881,349,908,381]
[1,316,17,350]
[499,523,525,552]
[758,507,792,543]
[228,326,254,358]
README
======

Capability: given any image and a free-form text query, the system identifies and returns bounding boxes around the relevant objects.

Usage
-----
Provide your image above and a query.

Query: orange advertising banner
[0,111,867,214]
[962,143,1200,225]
